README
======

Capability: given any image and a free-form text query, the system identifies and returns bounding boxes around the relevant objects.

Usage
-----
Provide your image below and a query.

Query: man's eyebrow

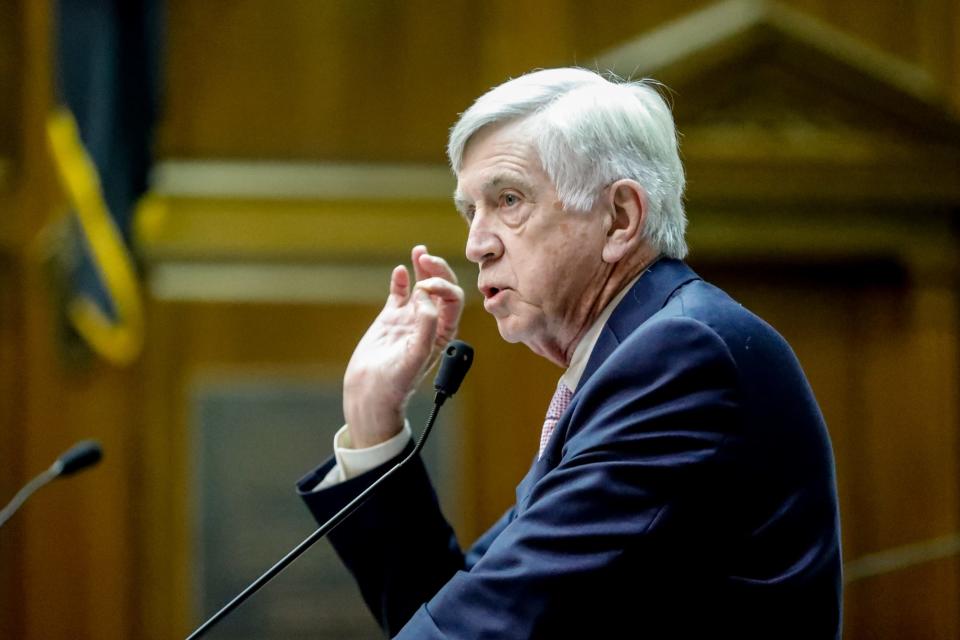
[487,172,534,193]
[453,172,536,213]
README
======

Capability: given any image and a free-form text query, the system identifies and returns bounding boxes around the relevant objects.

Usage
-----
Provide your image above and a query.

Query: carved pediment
[595,0,960,204]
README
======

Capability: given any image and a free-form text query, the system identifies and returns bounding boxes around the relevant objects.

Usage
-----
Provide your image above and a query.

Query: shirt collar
[560,270,645,392]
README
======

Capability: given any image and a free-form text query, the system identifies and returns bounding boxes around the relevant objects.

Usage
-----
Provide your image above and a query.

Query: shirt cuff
[315,421,413,490]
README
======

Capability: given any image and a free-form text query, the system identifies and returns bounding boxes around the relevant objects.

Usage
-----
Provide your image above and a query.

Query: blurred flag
[45,0,162,366]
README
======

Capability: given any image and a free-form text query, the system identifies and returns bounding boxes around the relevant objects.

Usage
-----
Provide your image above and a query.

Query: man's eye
[501,193,520,207]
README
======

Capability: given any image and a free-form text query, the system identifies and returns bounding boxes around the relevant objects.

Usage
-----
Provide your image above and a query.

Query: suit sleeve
[298,442,520,637]
[299,442,467,636]
[396,316,742,638]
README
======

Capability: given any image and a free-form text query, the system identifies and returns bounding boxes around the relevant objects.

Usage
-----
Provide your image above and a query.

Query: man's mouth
[480,285,511,312]
[480,285,508,300]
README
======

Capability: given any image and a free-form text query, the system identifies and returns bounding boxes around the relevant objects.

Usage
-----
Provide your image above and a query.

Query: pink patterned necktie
[539,380,574,458]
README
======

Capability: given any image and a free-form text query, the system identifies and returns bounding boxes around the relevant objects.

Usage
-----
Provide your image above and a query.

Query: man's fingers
[391,258,459,308]
[411,245,429,282]
[410,287,440,358]
[414,277,465,305]
[388,265,411,304]
[416,251,458,285]
[415,278,463,342]
[411,245,458,285]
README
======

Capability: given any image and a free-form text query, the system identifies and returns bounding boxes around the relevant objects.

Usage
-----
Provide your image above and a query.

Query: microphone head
[434,340,474,398]
[56,440,103,477]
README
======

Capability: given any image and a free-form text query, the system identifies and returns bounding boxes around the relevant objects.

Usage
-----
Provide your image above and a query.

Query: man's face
[455,119,610,364]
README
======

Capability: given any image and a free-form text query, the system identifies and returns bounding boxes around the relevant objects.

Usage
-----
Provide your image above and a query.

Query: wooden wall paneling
[816,0,919,62]
[0,257,25,640]
[915,0,959,103]
[5,0,54,250]
[475,0,573,87]
[160,0,708,161]
[0,1,40,638]
[842,282,960,638]
[140,298,396,637]
[846,556,960,640]
[569,0,713,60]
[0,0,17,195]
[161,0,485,162]
[137,198,466,264]
[788,0,959,110]
[17,252,144,640]
[376,0,481,160]
[138,297,190,640]
[160,0,960,166]
[953,0,960,109]
[4,1,149,638]
[850,283,959,550]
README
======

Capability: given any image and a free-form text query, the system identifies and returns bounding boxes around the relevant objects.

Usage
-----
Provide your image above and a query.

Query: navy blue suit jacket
[298,259,842,638]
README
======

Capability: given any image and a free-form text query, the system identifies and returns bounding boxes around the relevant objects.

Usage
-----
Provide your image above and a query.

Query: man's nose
[464,212,504,265]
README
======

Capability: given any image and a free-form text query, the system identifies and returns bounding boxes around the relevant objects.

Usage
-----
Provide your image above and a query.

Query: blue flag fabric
[48,0,162,365]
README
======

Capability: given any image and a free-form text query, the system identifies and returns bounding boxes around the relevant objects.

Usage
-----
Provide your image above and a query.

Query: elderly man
[298,68,842,638]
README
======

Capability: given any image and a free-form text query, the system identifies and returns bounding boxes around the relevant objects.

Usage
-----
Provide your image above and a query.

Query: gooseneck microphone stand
[0,440,103,529]
[186,340,474,639]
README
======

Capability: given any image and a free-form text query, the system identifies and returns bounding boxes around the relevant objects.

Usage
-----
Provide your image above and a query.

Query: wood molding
[845,532,960,584]
[148,260,478,304]
[595,0,960,185]
[135,190,467,263]
[136,173,958,279]
[152,160,454,200]
[596,0,944,108]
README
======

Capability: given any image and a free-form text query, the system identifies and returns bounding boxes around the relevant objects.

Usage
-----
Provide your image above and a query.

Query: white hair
[448,67,687,259]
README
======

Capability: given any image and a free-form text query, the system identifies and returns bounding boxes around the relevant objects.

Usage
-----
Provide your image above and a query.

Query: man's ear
[602,180,647,264]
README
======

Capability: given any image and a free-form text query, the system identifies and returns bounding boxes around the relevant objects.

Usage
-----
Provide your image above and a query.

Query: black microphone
[0,440,103,528]
[54,440,104,476]
[433,340,474,403]
[186,340,475,639]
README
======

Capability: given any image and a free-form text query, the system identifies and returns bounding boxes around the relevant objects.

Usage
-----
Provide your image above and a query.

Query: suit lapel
[579,258,700,391]
[516,259,702,509]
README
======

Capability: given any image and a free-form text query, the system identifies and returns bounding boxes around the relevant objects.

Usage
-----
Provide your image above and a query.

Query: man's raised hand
[343,245,464,449]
